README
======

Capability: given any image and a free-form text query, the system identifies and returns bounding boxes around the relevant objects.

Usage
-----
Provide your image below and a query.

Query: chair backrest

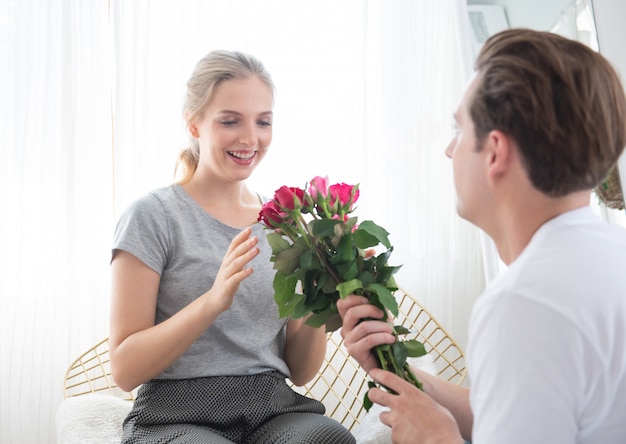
[63,337,136,401]
[63,288,466,431]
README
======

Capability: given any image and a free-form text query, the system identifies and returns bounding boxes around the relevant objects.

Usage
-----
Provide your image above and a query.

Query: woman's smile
[228,149,257,165]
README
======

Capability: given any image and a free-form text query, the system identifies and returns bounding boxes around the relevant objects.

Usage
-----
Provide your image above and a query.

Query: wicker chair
[62,287,466,431]
[63,336,136,401]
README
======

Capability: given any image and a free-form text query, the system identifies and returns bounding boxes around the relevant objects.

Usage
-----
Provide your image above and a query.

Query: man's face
[445,76,490,227]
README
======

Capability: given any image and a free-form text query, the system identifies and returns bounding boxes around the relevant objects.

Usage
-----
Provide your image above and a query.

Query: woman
[110,50,355,444]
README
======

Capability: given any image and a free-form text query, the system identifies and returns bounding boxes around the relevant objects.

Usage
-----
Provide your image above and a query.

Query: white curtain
[0,1,485,442]
[1,1,114,443]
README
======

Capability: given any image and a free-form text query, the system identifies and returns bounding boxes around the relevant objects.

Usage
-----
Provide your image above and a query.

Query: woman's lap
[244,412,355,444]
[124,412,354,444]
[121,372,354,443]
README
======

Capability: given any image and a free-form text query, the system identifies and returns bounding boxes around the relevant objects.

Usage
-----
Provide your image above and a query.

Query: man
[338,28,626,443]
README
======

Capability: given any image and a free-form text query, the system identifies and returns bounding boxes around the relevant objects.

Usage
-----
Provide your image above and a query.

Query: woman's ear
[188,121,199,139]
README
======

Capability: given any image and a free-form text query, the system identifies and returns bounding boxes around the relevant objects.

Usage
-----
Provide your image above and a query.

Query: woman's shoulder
[128,184,181,209]
[116,185,182,225]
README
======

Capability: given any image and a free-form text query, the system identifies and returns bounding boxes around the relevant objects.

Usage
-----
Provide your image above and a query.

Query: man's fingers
[336,295,370,317]
[370,368,413,395]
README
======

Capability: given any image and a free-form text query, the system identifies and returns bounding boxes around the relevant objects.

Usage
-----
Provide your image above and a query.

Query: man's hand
[337,295,396,372]
[368,368,464,444]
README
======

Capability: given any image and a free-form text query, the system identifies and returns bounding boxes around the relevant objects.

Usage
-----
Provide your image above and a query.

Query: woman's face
[190,75,273,182]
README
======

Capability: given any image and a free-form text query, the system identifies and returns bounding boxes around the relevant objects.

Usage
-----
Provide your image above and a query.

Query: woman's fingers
[210,227,260,311]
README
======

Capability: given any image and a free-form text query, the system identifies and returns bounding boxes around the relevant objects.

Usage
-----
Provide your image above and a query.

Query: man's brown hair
[471,28,626,197]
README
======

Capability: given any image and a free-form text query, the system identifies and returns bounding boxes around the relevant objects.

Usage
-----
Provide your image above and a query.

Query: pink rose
[329,183,359,210]
[308,176,329,201]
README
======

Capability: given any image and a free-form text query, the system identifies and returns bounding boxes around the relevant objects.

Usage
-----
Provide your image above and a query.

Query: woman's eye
[257,120,272,128]
[220,120,238,126]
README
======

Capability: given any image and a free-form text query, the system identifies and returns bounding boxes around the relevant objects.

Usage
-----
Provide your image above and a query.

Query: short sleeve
[112,193,170,275]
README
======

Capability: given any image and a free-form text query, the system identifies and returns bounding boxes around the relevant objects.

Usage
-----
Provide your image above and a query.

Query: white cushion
[56,393,132,444]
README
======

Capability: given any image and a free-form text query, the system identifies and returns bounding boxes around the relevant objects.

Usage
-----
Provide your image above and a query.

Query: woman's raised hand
[208,226,260,312]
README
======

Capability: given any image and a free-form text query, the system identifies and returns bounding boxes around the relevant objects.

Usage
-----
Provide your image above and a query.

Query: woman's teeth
[228,151,255,160]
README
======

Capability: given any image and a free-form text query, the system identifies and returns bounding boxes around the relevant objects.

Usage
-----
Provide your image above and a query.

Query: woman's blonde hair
[175,50,275,183]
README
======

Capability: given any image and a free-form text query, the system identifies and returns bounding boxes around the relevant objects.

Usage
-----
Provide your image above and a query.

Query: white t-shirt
[467,206,626,443]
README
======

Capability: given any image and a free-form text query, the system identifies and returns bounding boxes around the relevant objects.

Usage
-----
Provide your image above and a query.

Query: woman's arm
[109,227,260,392]
[283,317,327,386]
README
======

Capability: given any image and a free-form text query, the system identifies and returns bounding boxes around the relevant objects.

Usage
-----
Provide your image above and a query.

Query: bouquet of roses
[257,175,426,408]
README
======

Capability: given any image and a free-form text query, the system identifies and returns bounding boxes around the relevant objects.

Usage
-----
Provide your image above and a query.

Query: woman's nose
[238,123,258,147]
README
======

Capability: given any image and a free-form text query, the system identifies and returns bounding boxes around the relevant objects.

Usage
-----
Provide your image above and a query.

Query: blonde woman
[110,50,355,444]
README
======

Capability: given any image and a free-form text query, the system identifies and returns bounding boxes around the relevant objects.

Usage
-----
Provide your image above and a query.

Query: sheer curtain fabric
[0,1,484,442]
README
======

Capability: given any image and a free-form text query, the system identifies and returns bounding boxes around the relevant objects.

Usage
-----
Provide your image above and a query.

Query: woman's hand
[110,226,259,391]
[205,226,259,312]
[337,295,396,373]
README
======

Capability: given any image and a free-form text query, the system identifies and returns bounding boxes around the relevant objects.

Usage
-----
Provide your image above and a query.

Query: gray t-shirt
[112,184,290,379]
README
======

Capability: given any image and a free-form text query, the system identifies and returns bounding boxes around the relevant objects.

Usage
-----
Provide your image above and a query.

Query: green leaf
[355,220,391,249]
[337,279,364,299]
[336,258,359,281]
[273,272,297,303]
[304,312,327,328]
[365,283,399,317]
[324,313,343,333]
[280,294,306,318]
[310,218,342,238]
[364,381,376,412]
[392,341,408,368]
[357,272,375,287]
[273,273,299,318]
[266,232,291,253]
[299,249,313,269]
[377,265,402,285]
[366,293,385,318]
[274,243,305,274]
[302,290,331,312]
[394,325,411,335]
[352,228,380,249]
[306,311,343,332]
[403,339,427,358]
[329,233,355,265]
[375,247,393,266]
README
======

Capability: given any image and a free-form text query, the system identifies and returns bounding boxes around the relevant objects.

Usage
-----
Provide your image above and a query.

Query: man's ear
[485,129,513,180]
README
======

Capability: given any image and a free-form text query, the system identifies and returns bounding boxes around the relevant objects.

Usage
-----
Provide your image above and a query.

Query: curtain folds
[0,1,484,442]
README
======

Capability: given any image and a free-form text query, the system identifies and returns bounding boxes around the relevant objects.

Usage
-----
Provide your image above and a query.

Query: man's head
[469,28,626,197]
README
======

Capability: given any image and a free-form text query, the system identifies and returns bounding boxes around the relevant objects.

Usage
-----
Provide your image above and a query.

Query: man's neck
[491,190,591,265]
